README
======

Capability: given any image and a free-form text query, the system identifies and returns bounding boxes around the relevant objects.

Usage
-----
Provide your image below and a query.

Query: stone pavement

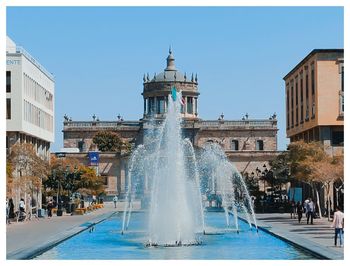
[254,213,344,260]
[6,201,122,260]
[7,203,344,260]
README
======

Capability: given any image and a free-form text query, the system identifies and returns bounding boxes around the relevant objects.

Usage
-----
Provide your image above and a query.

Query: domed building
[61,49,280,198]
[142,48,199,120]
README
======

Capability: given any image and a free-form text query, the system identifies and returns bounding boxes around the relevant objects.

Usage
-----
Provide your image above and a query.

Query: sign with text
[88,152,99,166]
[6,59,21,65]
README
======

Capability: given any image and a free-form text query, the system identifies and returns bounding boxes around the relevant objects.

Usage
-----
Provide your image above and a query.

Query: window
[305,71,309,102]
[256,140,264,151]
[311,102,315,118]
[187,97,193,114]
[180,97,185,113]
[300,105,304,123]
[339,65,344,116]
[332,130,344,146]
[6,71,11,93]
[156,97,165,114]
[300,72,303,103]
[296,107,299,126]
[103,175,108,185]
[295,77,298,105]
[286,87,290,128]
[148,97,155,114]
[78,140,85,152]
[231,140,239,151]
[340,94,344,115]
[311,64,315,95]
[6,99,11,119]
[341,66,344,92]
[194,97,198,115]
[291,80,294,107]
[291,80,294,127]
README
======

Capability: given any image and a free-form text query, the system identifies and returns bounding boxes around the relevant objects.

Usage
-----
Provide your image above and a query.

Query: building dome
[142,48,200,119]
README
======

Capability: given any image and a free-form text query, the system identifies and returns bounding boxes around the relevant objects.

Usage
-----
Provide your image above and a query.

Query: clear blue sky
[6,6,344,151]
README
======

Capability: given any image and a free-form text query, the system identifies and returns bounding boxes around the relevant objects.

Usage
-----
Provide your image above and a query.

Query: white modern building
[6,36,55,210]
[6,36,55,160]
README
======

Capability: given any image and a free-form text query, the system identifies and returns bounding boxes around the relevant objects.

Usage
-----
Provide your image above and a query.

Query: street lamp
[69,165,78,213]
[56,168,64,216]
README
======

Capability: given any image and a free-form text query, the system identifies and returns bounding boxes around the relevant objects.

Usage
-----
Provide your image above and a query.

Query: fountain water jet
[122,89,258,246]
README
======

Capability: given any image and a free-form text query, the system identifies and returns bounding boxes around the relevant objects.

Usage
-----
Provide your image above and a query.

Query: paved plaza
[6,203,344,260]
[255,213,344,260]
[6,202,120,259]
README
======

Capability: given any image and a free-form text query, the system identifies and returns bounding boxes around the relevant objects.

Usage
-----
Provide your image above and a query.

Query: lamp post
[68,165,78,213]
[56,168,63,216]
[252,164,270,213]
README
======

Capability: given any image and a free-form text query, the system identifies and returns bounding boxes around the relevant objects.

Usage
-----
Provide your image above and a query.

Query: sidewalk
[6,202,121,260]
[254,213,344,260]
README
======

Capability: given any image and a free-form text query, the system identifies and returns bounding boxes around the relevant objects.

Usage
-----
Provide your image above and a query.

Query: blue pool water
[34,212,316,260]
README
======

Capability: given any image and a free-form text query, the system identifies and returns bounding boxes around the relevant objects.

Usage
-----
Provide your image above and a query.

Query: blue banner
[88,152,99,166]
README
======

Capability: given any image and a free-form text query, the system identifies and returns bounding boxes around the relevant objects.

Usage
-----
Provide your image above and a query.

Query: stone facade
[60,50,280,197]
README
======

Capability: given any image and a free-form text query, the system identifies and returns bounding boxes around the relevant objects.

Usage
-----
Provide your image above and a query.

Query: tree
[243,172,260,198]
[269,151,293,200]
[287,141,328,217]
[92,131,132,152]
[78,166,105,197]
[306,155,343,220]
[45,156,105,202]
[283,141,343,218]
[8,143,49,210]
[6,161,13,197]
[332,155,344,209]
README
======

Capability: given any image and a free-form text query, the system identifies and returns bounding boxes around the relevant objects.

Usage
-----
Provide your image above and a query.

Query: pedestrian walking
[306,198,315,225]
[113,195,118,208]
[19,198,25,213]
[47,199,54,218]
[331,206,344,247]
[296,201,303,223]
[290,200,296,219]
[18,198,26,221]
[303,199,309,213]
[9,198,15,219]
[6,198,10,224]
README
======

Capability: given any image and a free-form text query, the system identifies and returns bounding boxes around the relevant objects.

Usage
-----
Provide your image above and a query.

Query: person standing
[296,201,303,223]
[331,206,344,247]
[113,195,118,208]
[47,199,54,218]
[306,198,315,225]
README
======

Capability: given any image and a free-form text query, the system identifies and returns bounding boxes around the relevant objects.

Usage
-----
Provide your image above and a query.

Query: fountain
[122,88,257,246]
[33,89,318,260]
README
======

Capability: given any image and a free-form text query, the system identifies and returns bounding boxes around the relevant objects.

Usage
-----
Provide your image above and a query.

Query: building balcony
[63,121,142,131]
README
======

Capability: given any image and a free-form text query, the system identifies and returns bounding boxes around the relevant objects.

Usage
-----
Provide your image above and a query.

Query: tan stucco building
[283,49,344,155]
[283,49,344,210]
